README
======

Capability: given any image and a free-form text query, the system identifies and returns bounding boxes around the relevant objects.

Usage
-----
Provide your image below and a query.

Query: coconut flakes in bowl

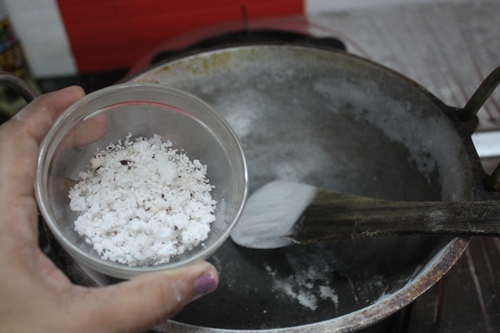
[68,134,216,267]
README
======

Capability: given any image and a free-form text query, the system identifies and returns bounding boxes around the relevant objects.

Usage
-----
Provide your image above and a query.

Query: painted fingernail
[194,271,218,295]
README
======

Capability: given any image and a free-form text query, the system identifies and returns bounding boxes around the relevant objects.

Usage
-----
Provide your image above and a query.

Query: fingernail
[194,271,218,295]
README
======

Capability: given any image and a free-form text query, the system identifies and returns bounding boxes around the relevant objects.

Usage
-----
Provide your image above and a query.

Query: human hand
[0,87,218,332]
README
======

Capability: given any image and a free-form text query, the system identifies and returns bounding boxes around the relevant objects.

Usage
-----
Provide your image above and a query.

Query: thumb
[76,261,218,333]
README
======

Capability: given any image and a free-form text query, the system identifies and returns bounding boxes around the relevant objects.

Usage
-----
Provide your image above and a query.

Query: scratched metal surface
[406,237,500,333]
[308,0,500,131]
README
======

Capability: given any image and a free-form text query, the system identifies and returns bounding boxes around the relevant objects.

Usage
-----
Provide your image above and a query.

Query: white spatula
[230,180,500,249]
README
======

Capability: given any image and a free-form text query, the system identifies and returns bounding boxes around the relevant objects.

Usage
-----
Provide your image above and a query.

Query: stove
[31,3,500,332]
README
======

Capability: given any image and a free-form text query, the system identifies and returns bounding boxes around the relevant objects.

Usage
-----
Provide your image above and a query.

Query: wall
[3,0,452,78]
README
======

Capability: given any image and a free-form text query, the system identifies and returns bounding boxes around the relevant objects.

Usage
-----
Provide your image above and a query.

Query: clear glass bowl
[35,83,248,279]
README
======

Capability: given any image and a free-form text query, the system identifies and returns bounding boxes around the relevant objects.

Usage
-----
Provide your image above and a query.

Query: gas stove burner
[150,29,346,65]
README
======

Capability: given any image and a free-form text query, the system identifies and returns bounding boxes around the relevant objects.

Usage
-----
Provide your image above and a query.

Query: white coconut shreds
[68,134,216,267]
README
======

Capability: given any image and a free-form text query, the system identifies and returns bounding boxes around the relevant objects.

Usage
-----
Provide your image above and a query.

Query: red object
[56,0,303,73]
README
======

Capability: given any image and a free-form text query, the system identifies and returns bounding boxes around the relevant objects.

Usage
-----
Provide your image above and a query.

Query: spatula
[230,180,500,249]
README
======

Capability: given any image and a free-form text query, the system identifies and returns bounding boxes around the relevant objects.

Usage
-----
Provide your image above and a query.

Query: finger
[0,87,84,201]
[75,261,218,333]
[57,114,108,152]
[71,114,107,147]
[7,86,85,144]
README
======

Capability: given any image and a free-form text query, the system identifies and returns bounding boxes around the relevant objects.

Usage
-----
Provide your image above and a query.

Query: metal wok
[127,44,500,332]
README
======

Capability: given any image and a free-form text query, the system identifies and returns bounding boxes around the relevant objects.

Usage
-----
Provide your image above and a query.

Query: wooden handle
[292,189,500,243]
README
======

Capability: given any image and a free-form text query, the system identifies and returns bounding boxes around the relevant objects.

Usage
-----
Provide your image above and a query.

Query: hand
[0,87,218,333]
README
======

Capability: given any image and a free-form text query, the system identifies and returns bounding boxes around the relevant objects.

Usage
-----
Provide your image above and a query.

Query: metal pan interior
[129,45,476,332]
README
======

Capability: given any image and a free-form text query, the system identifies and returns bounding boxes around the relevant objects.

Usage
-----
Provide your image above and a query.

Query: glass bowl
[35,83,248,280]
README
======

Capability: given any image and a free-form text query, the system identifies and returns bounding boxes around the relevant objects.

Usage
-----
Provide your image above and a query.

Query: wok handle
[458,66,500,120]
[456,66,500,191]
[0,71,39,103]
